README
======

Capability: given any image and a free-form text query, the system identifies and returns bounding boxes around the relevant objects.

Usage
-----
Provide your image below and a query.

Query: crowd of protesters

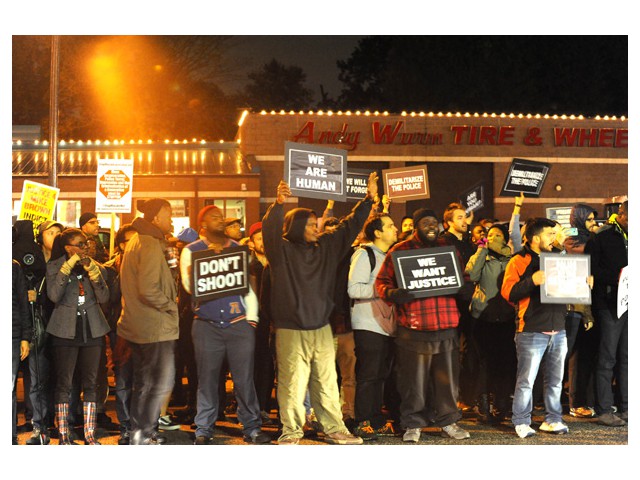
[12,178,628,444]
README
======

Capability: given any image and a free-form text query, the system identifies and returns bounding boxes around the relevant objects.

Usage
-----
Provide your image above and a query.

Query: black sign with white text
[284,142,347,201]
[346,168,372,201]
[459,182,485,214]
[191,246,250,303]
[499,158,551,197]
[391,246,463,299]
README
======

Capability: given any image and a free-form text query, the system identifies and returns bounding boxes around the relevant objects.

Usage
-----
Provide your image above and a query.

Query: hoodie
[262,198,373,330]
[564,204,597,254]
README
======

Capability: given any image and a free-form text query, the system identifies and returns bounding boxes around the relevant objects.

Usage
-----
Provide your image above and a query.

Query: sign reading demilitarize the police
[284,141,347,201]
[346,168,372,201]
[190,246,250,303]
[391,246,463,299]
[499,158,551,197]
[459,182,485,214]
[382,165,430,201]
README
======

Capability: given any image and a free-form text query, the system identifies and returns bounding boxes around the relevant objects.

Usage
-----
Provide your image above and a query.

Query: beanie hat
[139,198,170,220]
[412,208,438,227]
[197,205,223,227]
[248,222,262,239]
[78,212,97,228]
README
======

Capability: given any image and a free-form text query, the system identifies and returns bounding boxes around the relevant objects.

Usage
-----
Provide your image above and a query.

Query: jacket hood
[283,208,315,244]
[131,216,166,240]
[570,204,597,245]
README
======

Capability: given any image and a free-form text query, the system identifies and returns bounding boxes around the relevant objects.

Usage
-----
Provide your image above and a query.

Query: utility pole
[48,35,60,190]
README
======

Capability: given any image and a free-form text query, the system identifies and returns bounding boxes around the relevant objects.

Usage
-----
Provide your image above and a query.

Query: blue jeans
[512,331,567,426]
[594,308,628,414]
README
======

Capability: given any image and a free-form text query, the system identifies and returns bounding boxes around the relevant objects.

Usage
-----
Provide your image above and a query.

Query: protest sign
[18,180,60,234]
[546,205,573,230]
[191,246,250,303]
[382,165,429,201]
[617,265,628,318]
[391,246,463,299]
[540,252,591,304]
[459,182,485,214]
[346,168,372,201]
[284,142,347,201]
[96,158,134,213]
[499,158,551,197]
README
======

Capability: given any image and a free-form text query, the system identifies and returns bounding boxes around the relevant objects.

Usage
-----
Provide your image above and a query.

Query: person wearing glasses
[46,228,111,444]
[563,204,599,420]
[79,212,109,263]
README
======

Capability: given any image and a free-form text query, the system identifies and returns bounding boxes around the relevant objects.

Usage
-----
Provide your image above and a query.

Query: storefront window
[134,198,190,237]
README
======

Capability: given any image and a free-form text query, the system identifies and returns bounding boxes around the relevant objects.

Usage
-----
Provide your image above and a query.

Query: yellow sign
[18,180,60,234]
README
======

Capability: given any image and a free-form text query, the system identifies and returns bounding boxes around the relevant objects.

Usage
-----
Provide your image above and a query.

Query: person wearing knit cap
[118,197,179,445]
[179,205,270,445]
[262,173,379,445]
[79,212,109,263]
[376,207,471,442]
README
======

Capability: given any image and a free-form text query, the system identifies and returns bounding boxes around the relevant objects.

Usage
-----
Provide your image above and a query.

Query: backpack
[360,245,376,273]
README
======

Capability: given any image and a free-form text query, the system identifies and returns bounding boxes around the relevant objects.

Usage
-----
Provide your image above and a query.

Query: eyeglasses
[70,242,87,248]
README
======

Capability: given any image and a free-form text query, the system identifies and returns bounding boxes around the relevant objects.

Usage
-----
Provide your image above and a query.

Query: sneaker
[244,429,271,444]
[598,412,626,427]
[441,423,470,440]
[403,428,421,443]
[353,420,378,441]
[570,406,595,418]
[26,427,50,445]
[304,411,322,434]
[376,421,397,436]
[539,421,569,434]
[118,431,130,445]
[515,424,536,439]
[619,411,628,422]
[158,414,180,431]
[278,436,300,445]
[194,435,211,445]
[324,431,363,445]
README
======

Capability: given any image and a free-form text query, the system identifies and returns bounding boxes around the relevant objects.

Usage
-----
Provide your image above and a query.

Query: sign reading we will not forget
[191,246,250,303]
[391,246,464,299]
[284,142,347,201]
[382,165,429,201]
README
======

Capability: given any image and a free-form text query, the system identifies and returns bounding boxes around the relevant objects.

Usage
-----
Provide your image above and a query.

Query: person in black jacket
[12,260,32,444]
[585,201,628,427]
[262,173,377,445]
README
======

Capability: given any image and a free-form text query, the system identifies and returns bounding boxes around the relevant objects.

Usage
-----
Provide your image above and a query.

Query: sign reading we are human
[191,246,250,303]
[382,165,429,201]
[284,142,347,201]
[391,246,463,299]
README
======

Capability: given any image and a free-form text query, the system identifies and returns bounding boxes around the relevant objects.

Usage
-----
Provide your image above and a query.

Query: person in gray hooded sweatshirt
[262,173,378,445]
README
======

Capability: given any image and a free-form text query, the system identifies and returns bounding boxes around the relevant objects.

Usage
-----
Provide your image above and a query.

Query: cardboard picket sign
[382,165,430,201]
[346,168,372,202]
[284,141,347,201]
[391,245,463,299]
[459,182,485,214]
[191,246,250,303]
[499,158,551,197]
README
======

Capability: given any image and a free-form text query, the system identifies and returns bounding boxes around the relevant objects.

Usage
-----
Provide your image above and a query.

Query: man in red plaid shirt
[375,208,470,443]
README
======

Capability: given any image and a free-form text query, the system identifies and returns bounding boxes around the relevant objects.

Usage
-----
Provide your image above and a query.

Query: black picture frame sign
[459,182,485,214]
[346,168,372,202]
[391,245,463,299]
[190,245,250,303]
[499,158,551,198]
[540,252,591,305]
[284,141,347,201]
